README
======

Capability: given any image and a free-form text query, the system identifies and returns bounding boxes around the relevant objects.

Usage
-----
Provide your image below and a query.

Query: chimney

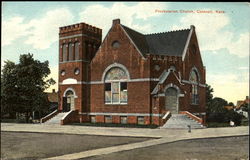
[113,19,120,26]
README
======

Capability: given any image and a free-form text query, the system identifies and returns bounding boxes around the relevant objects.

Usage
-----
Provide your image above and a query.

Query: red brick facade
[58,19,206,126]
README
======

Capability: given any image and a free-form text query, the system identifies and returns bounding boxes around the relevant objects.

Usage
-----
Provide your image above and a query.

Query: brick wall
[58,20,206,126]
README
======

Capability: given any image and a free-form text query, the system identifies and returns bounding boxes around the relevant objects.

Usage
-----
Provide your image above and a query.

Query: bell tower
[58,22,102,120]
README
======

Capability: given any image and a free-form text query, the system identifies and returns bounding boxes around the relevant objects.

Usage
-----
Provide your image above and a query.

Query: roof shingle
[121,24,190,57]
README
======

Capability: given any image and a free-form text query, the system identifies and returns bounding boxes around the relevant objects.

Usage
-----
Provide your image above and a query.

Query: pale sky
[1,2,249,104]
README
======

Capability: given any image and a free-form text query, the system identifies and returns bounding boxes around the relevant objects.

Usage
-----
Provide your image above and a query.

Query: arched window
[62,44,67,62]
[112,41,120,48]
[189,69,199,104]
[104,67,128,104]
[68,43,74,61]
[75,42,80,60]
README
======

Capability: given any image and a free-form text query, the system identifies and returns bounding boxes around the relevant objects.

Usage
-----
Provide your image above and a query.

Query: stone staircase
[44,112,68,125]
[161,114,204,129]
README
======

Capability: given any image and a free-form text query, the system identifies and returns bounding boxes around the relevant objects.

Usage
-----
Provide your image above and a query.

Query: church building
[55,19,206,126]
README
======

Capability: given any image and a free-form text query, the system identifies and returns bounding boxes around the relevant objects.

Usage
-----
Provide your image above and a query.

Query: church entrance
[62,90,75,112]
[165,87,178,114]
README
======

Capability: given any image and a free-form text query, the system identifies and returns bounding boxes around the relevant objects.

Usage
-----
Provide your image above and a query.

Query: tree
[1,53,55,122]
[1,60,19,118]
[206,97,229,123]
[209,97,228,113]
[205,84,214,109]
[241,103,249,118]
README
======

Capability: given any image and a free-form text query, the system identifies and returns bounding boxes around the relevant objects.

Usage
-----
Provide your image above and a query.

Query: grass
[241,119,249,126]
[1,119,27,123]
[70,122,159,129]
[206,122,231,128]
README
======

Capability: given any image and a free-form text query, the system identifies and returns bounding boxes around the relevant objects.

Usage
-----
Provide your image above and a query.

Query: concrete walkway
[1,123,249,160]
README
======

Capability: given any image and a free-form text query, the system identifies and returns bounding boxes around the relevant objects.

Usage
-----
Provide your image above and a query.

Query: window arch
[104,67,128,104]
[189,69,199,105]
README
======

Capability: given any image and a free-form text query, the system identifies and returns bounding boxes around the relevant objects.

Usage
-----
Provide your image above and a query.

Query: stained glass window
[190,69,199,104]
[104,67,128,104]
[105,67,128,81]
[190,70,198,83]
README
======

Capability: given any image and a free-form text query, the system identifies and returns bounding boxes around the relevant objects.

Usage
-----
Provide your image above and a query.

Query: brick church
[54,19,206,126]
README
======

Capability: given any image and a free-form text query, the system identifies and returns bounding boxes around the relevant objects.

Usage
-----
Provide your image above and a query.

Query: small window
[120,116,127,124]
[74,68,80,75]
[90,116,96,123]
[112,41,120,48]
[137,117,144,125]
[61,70,66,76]
[154,65,160,71]
[105,116,112,123]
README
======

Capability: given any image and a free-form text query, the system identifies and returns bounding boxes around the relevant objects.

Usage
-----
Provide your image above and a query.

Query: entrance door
[62,97,68,112]
[63,90,75,112]
[165,87,178,114]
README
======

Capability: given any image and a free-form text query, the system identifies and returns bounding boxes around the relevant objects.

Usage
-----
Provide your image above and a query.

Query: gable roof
[121,24,191,57]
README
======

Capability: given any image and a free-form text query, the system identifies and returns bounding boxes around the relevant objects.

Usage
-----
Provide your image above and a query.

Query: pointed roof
[121,24,191,57]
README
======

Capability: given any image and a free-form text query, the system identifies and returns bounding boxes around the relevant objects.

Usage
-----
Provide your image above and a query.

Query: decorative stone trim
[59,59,89,63]
[79,112,163,117]
[59,78,159,85]
[182,25,194,61]
[101,63,131,82]
[59,34,88,40]
[63,87,78,98]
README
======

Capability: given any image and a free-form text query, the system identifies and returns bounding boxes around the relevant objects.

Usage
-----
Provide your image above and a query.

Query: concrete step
[161,114,204,129]
[45,112,68,124]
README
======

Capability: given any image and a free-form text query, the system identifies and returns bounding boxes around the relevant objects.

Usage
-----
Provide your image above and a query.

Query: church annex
[54,19,206,126]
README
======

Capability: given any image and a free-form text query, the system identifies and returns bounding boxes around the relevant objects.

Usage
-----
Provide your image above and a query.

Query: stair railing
[40,109,59,123]
[180,111,203,124]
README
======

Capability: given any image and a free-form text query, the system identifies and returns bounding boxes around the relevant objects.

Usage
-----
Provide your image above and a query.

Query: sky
[1,2,249,104]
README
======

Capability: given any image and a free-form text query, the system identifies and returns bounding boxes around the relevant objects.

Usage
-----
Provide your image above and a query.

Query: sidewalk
[1,123,249,160]
[1,123,248,138]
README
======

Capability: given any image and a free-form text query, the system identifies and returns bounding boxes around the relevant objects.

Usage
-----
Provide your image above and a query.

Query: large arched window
[190,69,199,104]
[104,67,128,104]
